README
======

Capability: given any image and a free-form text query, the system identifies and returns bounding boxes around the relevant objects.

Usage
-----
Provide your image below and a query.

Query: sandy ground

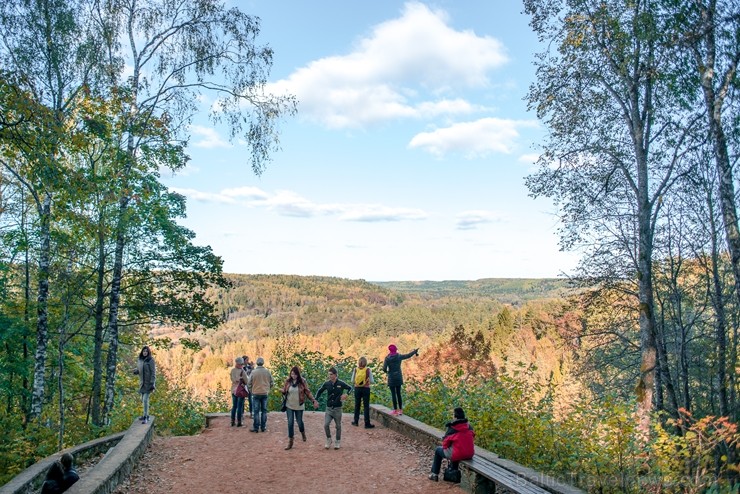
[112,411,462,494]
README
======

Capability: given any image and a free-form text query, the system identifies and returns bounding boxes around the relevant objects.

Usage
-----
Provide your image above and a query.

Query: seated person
[428,407,475,482]
[41,453,79,494]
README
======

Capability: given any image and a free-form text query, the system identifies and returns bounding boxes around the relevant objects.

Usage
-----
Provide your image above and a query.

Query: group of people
[227,346,416,449]
[226,344,474,482]
[230,354,272,430]
[129,343,473,484]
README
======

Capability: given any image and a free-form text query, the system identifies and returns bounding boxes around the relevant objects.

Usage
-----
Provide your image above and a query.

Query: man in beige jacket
[248,357,273,432]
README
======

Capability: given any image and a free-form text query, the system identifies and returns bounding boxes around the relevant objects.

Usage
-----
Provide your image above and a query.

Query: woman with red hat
[382,344,418,415]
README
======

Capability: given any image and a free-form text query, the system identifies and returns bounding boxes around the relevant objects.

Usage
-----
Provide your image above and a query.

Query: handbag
[235,382,248,398]
[280,394,287,412]
[443,466,461,483]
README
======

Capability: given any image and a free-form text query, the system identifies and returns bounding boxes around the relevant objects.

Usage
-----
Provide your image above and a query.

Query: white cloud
[268,2,507,129]
[173,186,428,222]
[408,117,538,158]
[190,125,230,148]
[456,210,506,230]
[339,205,427,222]
[171,187,237,204]
[221,186,271,201]
[518,153,541,164]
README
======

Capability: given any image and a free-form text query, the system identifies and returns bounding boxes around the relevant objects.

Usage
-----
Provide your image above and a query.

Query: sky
[160,1,581,281]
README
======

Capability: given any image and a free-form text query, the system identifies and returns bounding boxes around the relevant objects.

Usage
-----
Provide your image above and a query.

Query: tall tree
[96,0,296,422]
[0,0,105,416]
[524,0,693,434]
[666,0,739,417]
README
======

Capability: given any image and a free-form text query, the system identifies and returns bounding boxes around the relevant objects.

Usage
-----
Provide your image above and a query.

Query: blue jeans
[141,392,151,418]
[230,394,244,424]
[286,409,305,438]
[252,394,268,431]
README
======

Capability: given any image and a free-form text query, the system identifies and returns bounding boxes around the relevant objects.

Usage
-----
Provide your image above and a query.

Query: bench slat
[463,456,550,494]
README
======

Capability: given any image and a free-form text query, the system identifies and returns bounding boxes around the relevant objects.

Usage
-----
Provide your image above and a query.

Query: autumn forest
[1,0,740,493]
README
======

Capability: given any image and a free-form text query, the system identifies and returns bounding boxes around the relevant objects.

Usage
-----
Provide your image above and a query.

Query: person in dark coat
[382,344,418,415]
[133,345,156,424]
[429,407,475,482]
[41,453,79,494]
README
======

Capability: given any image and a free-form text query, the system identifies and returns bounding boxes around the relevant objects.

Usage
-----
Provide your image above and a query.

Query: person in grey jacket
[248,356,273,432]
[133,345,156,424]
[383,344,418,416]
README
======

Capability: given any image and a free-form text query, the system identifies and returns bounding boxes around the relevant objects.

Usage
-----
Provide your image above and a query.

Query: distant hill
[373,278,572,304]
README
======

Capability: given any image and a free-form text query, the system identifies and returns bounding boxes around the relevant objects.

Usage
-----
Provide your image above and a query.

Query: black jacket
[315,379,352,408]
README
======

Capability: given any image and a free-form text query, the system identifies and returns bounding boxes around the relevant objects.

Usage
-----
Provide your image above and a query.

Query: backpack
[354,367,369,387]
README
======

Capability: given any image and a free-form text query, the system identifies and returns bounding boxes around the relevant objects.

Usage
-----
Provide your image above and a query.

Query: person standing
[133,345,156,424]
[242,355,254,418]
[350,356,375,429]
[230,357,248,427]
[281,365,319,450]
[248,356,273,432]
[429,407,475,482]
[383,344,418,415]
[315,367,352,450]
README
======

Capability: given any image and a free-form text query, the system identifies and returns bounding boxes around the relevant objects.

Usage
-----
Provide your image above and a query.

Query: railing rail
[0,418,153,494]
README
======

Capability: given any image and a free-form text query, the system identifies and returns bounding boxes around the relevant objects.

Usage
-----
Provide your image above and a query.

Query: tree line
[0,0,294,446]
[524,0,739,440]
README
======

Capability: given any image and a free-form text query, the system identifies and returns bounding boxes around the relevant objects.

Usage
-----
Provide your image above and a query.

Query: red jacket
[442,419,475,461]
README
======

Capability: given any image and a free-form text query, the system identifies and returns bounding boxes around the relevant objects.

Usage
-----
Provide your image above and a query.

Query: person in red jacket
[429,407,475,482]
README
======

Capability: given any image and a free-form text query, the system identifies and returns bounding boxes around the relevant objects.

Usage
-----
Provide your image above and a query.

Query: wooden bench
[460,456,550,494]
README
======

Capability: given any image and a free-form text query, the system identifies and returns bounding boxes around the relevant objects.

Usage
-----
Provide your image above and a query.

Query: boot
[301,430,307,442]
[285,437,293,450]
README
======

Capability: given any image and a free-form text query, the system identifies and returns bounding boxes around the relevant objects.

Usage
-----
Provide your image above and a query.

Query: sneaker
[351,421,358,426]
[237,423,242,427]
[325,438,332,449]
[390,409,399,416]
[261,428,266,432]
[334,440,341,450]
[365,423,375,429]
[428,473,439,482]
[231,421,235,427]
[142,417,148,425]
[250,428,258,433]
[398,409,403,415]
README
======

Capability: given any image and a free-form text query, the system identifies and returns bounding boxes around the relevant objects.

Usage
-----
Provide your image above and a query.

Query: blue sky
[161,1,580,281]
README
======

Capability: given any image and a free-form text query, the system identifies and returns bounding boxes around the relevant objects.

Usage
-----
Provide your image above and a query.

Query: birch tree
[524,0,693,434]
[96,0,296,422]
[0,0,105,420]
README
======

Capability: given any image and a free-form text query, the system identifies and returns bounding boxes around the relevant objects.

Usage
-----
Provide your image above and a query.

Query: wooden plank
[463,456,550,494]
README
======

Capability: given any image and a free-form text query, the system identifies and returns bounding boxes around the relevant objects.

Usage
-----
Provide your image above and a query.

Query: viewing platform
[2,406,583,494]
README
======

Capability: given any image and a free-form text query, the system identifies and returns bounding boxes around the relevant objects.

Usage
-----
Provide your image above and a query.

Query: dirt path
[113,411,461,494]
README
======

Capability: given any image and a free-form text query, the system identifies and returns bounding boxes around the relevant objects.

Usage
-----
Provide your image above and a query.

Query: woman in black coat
[383,344,418,415]
[133,345,156,424]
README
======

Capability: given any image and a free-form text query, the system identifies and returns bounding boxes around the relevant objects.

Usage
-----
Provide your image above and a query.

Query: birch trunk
[30,193,52,420]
